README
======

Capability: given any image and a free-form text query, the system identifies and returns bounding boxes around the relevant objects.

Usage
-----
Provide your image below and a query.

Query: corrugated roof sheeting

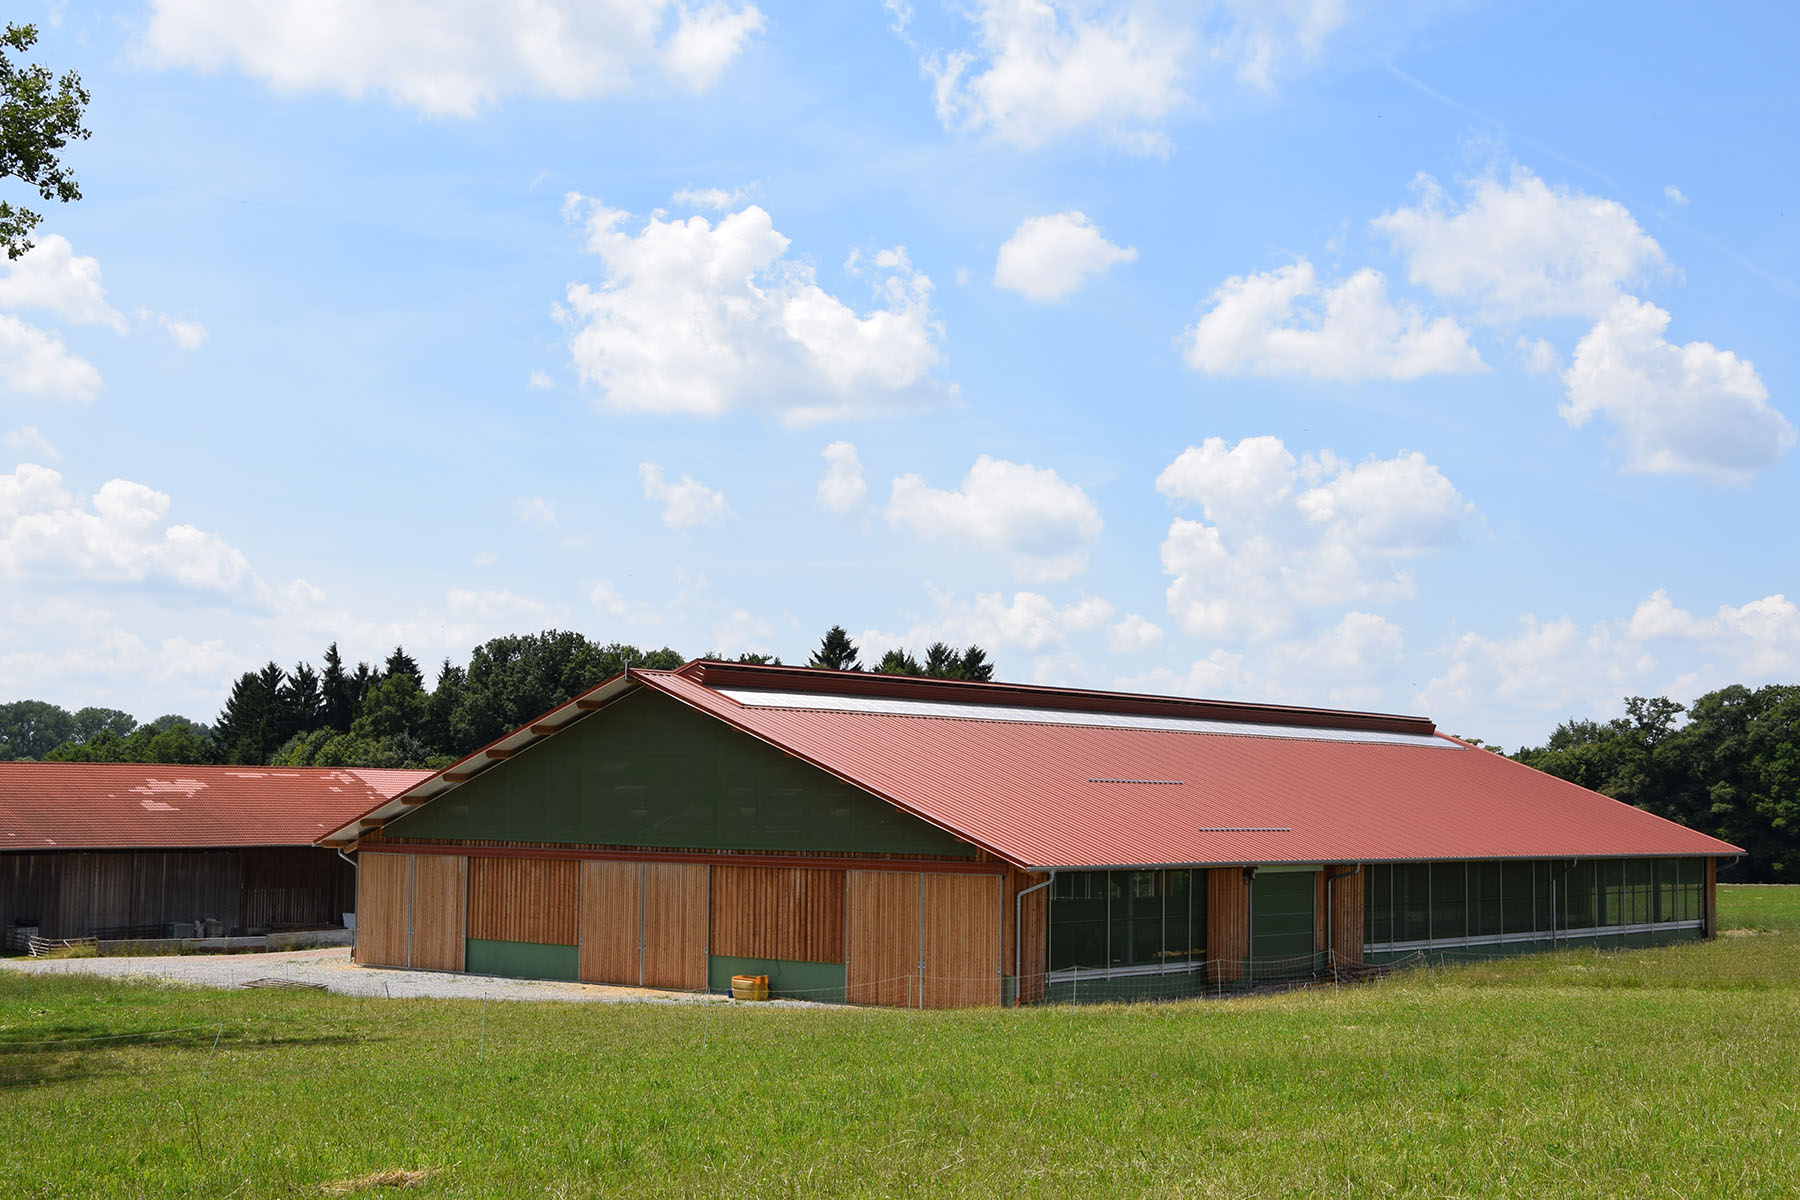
[640,670,1740,868]
[0,763,432,851]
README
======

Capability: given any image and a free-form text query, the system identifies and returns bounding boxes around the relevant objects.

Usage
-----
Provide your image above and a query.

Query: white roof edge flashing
[716,688,1455,748]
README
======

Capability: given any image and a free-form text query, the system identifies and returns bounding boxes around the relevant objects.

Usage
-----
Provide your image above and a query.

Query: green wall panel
[386,689,973,857]
[708,954,847,1002]
[465,938,578,981]
[1251,870,1316,965]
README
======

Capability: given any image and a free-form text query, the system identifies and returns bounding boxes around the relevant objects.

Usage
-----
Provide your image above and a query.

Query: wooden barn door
[578,860,642,985]
[357,853,411,967]
[920,873,1002,1009]
[642,863,708,990]
[409,854,468,971]
[846,870,920,1007]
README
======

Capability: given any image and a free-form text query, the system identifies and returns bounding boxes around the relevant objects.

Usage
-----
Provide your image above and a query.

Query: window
[1048,868,1206,973]
[1623,859,1654,925]
[1395,863,1431,942]
[1599,859,1626,927]
[1431,862,1467,940]
[1365,864,1393,945]
[1469,862,1503,937]
[1501,861,1535,935]
[1563,860,1598,931]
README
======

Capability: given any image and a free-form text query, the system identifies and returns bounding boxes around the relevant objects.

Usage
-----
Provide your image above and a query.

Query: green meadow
[3,885,1797,1198]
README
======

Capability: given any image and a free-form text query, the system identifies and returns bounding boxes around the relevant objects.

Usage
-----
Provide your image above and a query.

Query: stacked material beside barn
[321,662,1742,1007]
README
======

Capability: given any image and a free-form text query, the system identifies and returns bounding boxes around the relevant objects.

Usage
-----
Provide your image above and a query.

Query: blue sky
[1,1,1795,748]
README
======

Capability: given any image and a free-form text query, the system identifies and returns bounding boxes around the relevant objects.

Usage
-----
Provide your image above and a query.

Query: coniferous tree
[281,662,324,732]
[876,648,922,675]
[214,662,287,764]
[320,642,354,732]
[808,626,862,671]
[383,645,422,686]
[348,661,379,721]
[923,642,960,678]
[958,644,995,682]
[423,659,464,754]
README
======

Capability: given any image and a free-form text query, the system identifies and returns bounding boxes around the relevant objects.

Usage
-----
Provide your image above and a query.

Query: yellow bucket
[731,973,770,1001]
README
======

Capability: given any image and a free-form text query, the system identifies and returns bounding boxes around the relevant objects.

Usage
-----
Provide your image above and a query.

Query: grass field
[3,886,1797,1198]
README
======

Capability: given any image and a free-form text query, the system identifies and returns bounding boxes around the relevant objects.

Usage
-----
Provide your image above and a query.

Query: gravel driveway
[0,947,734,1005]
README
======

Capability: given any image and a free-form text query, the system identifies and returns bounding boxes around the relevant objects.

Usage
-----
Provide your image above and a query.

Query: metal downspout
[1014,869,1057,1007]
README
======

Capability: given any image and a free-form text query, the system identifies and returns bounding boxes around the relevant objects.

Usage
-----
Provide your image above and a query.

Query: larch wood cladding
[468,856,577,945]
[578,860,641,984]
[1325,866,1364,963]
[1005,867,1049,1004]
[846,870,919,1006]
[642,863,708,989]
[920,872,1001,1009]
[1314,870,1331,953]
[357,852,411,967]
[409,853,467,971]
[709,864,846,963]
[1207,867,1249,983]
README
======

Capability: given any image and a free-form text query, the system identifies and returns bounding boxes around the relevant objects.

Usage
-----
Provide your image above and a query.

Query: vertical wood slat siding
[1314,870,1331,954]
[642,863,708,990]
[578,860,642,984]
[709,865,846,963]
[1207,868,1249,983]
[846,870,919,1006]
[1329,868,1364,963]
[1006,867,1049,1004]
[357,853,411,967]
[409,854,468,971]
[468,857,578,945]
[921,873,1002,1009]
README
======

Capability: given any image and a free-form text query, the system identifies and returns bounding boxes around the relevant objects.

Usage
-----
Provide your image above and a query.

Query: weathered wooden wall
[1,847,352,940]
[846,870,917,1006]
[920,873,1001,1008]
[709,864,846,963]
[1326,867,1364,964]
[1207,868,1249,983]
[1006,867,1049,1004]
[410,854,467,971]
[642,863,708,989]
[357,852,411,967]
[468,856,578,945]
[578,859,641,984]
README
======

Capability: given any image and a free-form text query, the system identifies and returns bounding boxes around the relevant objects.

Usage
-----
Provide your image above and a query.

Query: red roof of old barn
[0,763,431,851]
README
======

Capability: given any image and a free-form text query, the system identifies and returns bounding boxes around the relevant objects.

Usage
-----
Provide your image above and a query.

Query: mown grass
[2,886,1797,1198]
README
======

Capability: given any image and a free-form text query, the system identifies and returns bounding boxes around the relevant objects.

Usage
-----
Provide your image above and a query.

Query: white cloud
[528,369,554,389]
[712,608,775,654]
[1181,260,1483,381]
[471,549,498,567]
[589,578,662,625]
[4,426,59,461]
[885,454,1103,582]
[1374,167,1668,321]
[922,1,1347,153]
[514,496,558,526]
[994,211,1137,302]
[561,198,944,424]
[865,589,1115,656]
[1156,436,1470,639]
[1519,336,1558,374]
[638,462,729,528]
[1561,296,1794,482]
[142,0,765,116]
[155,315,209,349]
[672,185,753,211]
[1627,589,1800,677]
[1664,185,1689,206]
[1108,612,1163,652]
[0,235,128,331]
[817,440,867,514]
[0,463,256,594]
[0,315,104,402]
[1416,615,1655,737]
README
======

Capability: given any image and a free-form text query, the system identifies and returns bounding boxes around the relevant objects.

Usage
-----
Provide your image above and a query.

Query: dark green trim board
[707,955,847,1002]
[384,689,974,858]
[465,939,578,981]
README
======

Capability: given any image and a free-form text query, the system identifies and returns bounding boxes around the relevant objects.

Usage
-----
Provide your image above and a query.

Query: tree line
[1507,684,1798,883]
[3,625,998,770]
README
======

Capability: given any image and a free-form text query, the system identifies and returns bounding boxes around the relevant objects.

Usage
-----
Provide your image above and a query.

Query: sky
[1,1,1796,749]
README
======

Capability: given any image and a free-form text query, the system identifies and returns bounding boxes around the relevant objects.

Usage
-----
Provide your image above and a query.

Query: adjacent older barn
[1,764,429,943]
[322,662,1739,1006]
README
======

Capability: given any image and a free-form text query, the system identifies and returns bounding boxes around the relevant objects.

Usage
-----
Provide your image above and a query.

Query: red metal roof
[629,666,1740,868]
[0,763,433,851]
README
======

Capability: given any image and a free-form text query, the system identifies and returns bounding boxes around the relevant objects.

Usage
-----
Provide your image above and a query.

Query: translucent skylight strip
[715,689,1457,748]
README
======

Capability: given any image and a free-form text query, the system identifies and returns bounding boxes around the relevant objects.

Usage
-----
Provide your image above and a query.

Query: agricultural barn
[323,662,1740,1007]
[1,764,430,943]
